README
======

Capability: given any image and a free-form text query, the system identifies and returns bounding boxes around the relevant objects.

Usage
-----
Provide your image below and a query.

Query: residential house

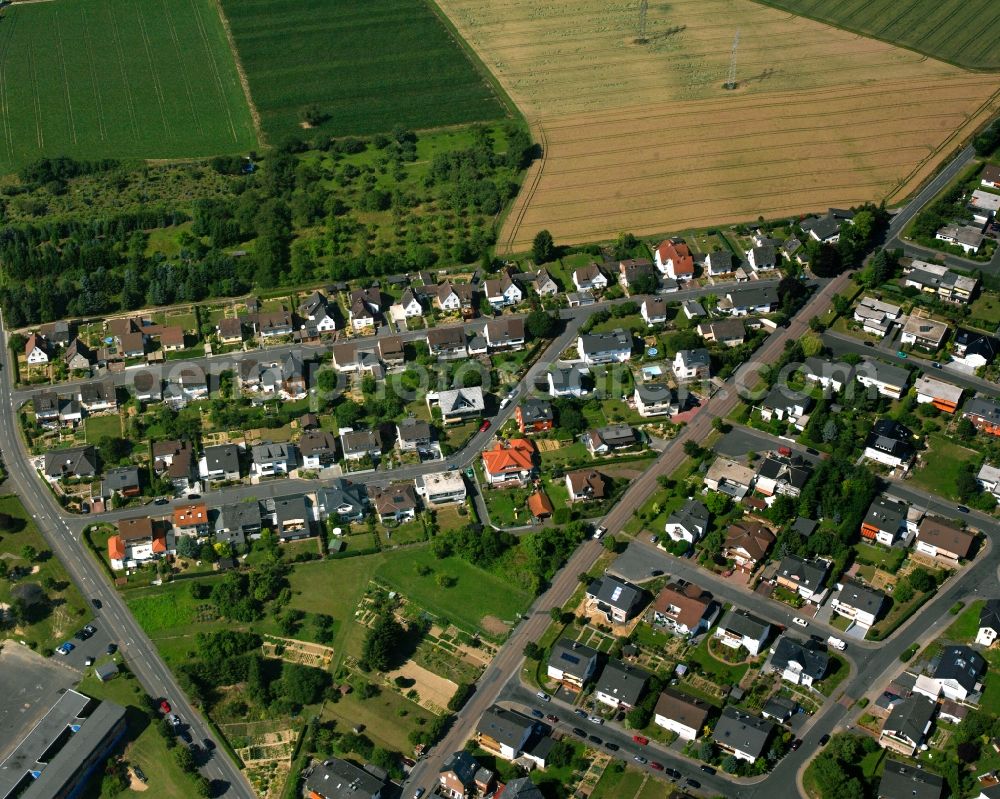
[33,391,61,425]
[101,466,141,499]
[617,258,656,293]
[485,317,526,350]
[430,386,485,424]
[913,645,985,702]
[758,386,812,427]
[801,208,853,243]
[982,164,1000,189]
[682,300,707,320]
[860,496,908,545]
[714,610,771,656]
[38,319,70,346]
[64,339,94,371]
[377,335,404,368]
[171,368,208,402]
[953,329,1000,368]
[156,326,185,352]
[255,310,294,339]
[577,330,632,365]
[634,383,678,417]
[697,319,746,347]
[434,282,465,313]
[915,516,975,563]
[879,695,936,756]
[416,471,466,506]
[340,430,381,462]
[116,329,146,359]
[586,575,645,623]
[703,250,738,276]
[277,353,307,399]
[199,444,242,484]
[546,639,600,690]
[976,599,1000,647]
[43,446,97,480]
[963,395,1000,436]
[315,479,369,523]
[649,581,715,635]
[664,500,710,544]
[396,418,434,452]
[398,288,424,318]
[831,579,887,628]
[481,438,536,485]
[802,356,855,393]
[370,482,419,524]
[854,359,910,399]
[483,275,522,309]
[713,708,775,763]
[654,240,695,280]
[900,314,949,351]
[654,689,711,742]
[215,502,263,546]
[153,439,196,493]
[746,244,777,271]
[498,778,544,799]
[572,263,609,292]
[476,706,538,760]
[528,490,554,520]
[724,522,775,572]
[877,760,943,799]
[173,503,210,537]
[77,379,118,412]
[527,268,559,297]
[755,455,811,498]
[904,261,978,304]
[548,366,589,398]
[132,372,162,403]
[426,327,468,360]
[978,463,1000,499]
[515,399,554,434]
[936,224,984,254]
[583,424,638,455]
[108,517,169,570]
[914,375,962,413]
[303,758,386,799]
[768,636,828,687]
[595,660,649,710]
[718,286,778,316]
[298,430,340,469]
[216,317,244,344]
[565,469,608,502]
[640,297,668,325]
[761,696,798,724]
[438,751,494,799]
[272,494,313,540]
[251,442,297,477]
[774,555,830,603]
[673,348,710,381]
[703,457,756,500]
[863,418,916,470]
[854,297,902,336]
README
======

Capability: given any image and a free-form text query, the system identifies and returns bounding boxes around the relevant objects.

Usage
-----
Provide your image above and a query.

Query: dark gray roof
[762,695,797,721]
[501,777,545,799]
[776,555,829,593]
[635,382,676,405]
[396,417,432,443]
[980,599,1000,634]
[587,576,644,615]
[713,708,774,758]
[518,398,553,424]
[727,285,778,309]
[676,348,710,368]
[964,395,1000,424]
[865,418,915,462]
[771,635,829,680]
[595,659,649,706]
[877,760,943,799]
[340,429,381,456]
[439,751,480,786]
[884,694,936,745]
[204,444,240,474]
[802,214,842,241]
[757,455,811,489]
[477,706,537,749]
[252,442,294,463]
[298,430,339,457]
[303,758,385,799]
[216,501,262,533]
[933,645,985,691]
[861,359,910,389]
[43,446,97,478]
[316,480,369,518]
[864,496,907,534]
[666,499,710,531]
[548,639,600,680]
[274,494,311,526]
[549,365,587,392]
[101,465,140,494]
[579,329,632,356]
[718,609,770,640]
[835,579,887,616]
[791,517,818,537]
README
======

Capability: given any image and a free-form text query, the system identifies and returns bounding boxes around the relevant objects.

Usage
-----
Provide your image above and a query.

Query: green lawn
[126,577,223,637]
[320,684,436,754]
[84,413,123,442]
[0,495,91,652]
[78,669,203,798]
[910,434,981,500]
[946,600,984,641]
[688,635,751,685]
[221,0,507,142]
[590,765,648,799]
[816,653,850,697]
[481,486,534,527]
[0,0,255,171]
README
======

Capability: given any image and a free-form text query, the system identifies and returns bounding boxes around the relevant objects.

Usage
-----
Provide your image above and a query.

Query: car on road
[650,568,663,576]
[203,739,215,751]
[699,765,716,775]
[604,742,619,751]
[633,756,647,765]
[592,526,606,540]
[863,341,874,347]
[806,448,820,455]
[632,735,649,745]
[587,735,602,744]
[685,778,701,789]
[179,730,193,744]
[649,534,658,544]
[932,361,941,368]
[413,790,425,799]
[896,351,907,359]
[170,714,182,726]
[536,691,550,702]
[665,768,681,780]
[650,762,664,771]
[819,734,831,746]
[571,728,586,737]
[957,505,970,513]
[91,598,102,609]
[187,494,201,499]
[154,498,169,505]
[159,700,172,714]
[574,709,587,717]
[530,709,544,719]
[479,420,491,433]
[107,643,118,655]
[792,617,809,628]
[588,715,604,725]
[827,637,847,651]
[545,714,559,723]
[56,642,74,655]
[499,397,512,410]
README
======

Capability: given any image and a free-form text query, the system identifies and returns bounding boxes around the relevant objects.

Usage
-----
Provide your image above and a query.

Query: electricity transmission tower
[724,30,739,89]
[636,0,648,44]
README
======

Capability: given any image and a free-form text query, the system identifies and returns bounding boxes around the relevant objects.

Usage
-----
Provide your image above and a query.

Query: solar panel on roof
[611,586,623,602]
[560,652,580,665]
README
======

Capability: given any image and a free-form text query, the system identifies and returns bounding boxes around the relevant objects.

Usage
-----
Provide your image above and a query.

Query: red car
[159,700,172,714]
[479,420,492,433]
[632,735,649,745]
[650,762,664,771]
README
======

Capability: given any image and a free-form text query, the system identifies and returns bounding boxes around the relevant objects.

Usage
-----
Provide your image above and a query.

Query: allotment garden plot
[0,0,256,171]
[433,0,1000,252]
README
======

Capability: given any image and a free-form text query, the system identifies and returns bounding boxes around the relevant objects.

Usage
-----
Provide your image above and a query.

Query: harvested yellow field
[432,0,1000,252]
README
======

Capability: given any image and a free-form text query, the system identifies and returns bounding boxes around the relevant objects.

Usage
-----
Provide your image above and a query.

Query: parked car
[574,709,588,718]
[896,351,907,359]
[778,446,792,457]
[84,657,94,667]
[957,505,970,513]
[685,778,701,789]
[479,420,492,432]
[649,534,659,544]
[530,709,544,719]
[179,730,193,744]
[107,643,118,655]
[588,735,602,744]
[827,637,847,651]
[413,790,425,799]
[56,642,74,655]
[545,714,559,723]
[791,739,803,751]
[699,765,716,775]
[133,765,147,783]
[932,361,941,368]
[863,341,874,347]
[536,691,550,702]
[632,735,649,745]
[819,734,831,746]
[588,715,604,725]
[604,742,619,751]
[665,768,681,780]
[159,700,172,714]
[650,762,664,771]
[154,498,169,505]
[571,728,586,737]
[792,617,809,628]
[633,756,648,765]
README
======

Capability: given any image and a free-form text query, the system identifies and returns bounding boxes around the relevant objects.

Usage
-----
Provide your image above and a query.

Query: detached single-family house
[572,262,609,292]
[755,455,811,498]
[936,223,984,254]
[396,417,434,452]
[654,689,711,742]
[271,494,313,540]
[775,555,830,603]
[255,310,294,339]
[698,319,746,347]
[251,442,297,477]
[879,695,937,756]
[703,457,756,500]
[978,463,1000,499]
[215,502,263,545]
[854,297,902,337]
[713,708,774,763]
[315,479,369,523]
[43,446,97,480]
[831,579,887,628]
[649,581,715,636]
[856,359,910,399]
[718,286,778,316]
[673,348,710,382]
[634,383,678,417]
[340,429,381,462]
[702,250,737,276]
[483,275,522,309]
[547,639,600,690]
[586,575,645,623]
[101,466,141,499]
[108,517,170,570]
[953,329,1000,368]
[298,430,340,469]
[746,244,776,271]
[913,645,985,702]
[914,375,962,413]
[25,333,51,365]
[915,516,975,563]
[801,208,853,243]
[802,357,855,393]
[476,706,538,761]
[303,759,386,799]
[199,444,242,483]
[860,496,908,546]
[901,315,949,351]
[976,599,1000,647]
[583,424,637,455]
[430,386,485,424]
[416,471,466,506]
[682,300,706,320]
[758,386,812,427]
[863,418,916,470]
[485,317,526,350]
[516,399,554,434]
[618,258,656,293]
[438,751,494,799]
[481,438,536,485]
[963,395,1000,436]
[370,482,419,524]
[153,439,196,493]
[64,338,95,372]
[768,636,829,687]
[548,366,589,398]
[216,317,244,345]
[398,287,424,318]
[982,163,1000,189]
[595,660,649,710]
[714,609,771,656]
[641,297,668,326]
[877,760,943,799]
[577,330,632,365]
[724,523,775,572]
[77,378,118,412]
[426,327,468,360]
[664,499,710,544]
[654,240,694,280]
[565,469,608,502]
[173,503,210,537]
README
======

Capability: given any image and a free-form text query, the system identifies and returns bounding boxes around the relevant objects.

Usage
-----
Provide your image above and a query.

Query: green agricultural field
[752,0,1000,70]
[0,0,256,172]
[220,0,509,142]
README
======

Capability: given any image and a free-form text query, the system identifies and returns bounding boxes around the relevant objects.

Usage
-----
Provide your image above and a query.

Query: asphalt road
[0,311,256,799]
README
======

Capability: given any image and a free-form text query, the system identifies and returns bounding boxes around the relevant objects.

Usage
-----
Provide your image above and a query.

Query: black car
[863,341,874,347]
[665,768,681,780]
[106,643,118,655]
[699,764,716,775]
[587,735,602,745]
[957,505,970,513]
[819,734,831,746]
[91,598,102,609]
[650,569,663,577]
[791,739,803,751]
[153,498,169,505]
[685,778,701,789]
[179,729,193,744]
[574,709,588,717]
[571,728,586,737]
[604,742,619,751]
[203,738,215,751]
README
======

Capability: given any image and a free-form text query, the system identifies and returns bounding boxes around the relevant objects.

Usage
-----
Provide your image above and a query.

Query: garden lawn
[910,434,980,500]
[946,600,984,641]
[126,578,223,636]
[688,635,751,684]
[84,413,123,442]
[319,685,437,754]
[590,765,647,799]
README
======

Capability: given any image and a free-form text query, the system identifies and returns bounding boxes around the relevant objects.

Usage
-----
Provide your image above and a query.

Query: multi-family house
[108,517,170,570]
[415,471,467,506]
[854,297,902,336]
[904,261,978,304]
[481,439,536,485]
[438,751,494,799]
[251,442,297,477]
[303,759,386,799]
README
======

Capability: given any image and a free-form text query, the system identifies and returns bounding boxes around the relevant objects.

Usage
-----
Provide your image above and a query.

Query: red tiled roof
[107,535,125,561]
[482,439,535,476]
[528,491,554,518]
[656,240,694,275]
[173,503,208,527]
